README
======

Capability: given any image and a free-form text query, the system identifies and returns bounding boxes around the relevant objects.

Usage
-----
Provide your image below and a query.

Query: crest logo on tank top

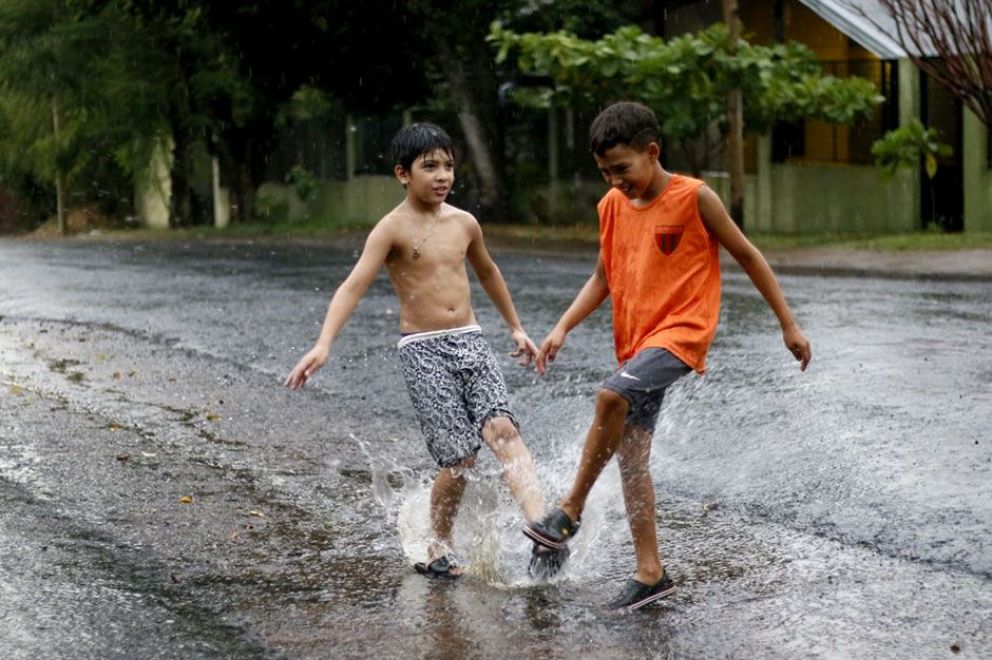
[655,225,684,255]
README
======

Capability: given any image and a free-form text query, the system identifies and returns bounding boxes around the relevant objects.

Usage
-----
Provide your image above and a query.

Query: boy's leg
[428,456,475,568]
[557,388,630,522]
[615,424,663,585]
[481,416,544,522]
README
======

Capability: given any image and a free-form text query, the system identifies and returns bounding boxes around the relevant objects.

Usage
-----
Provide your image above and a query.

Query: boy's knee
[596,388,629,418]
[482,416,519,443]
[448,455,477,474]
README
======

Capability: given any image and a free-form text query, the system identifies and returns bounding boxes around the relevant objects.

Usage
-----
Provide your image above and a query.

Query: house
[654,0,991,234]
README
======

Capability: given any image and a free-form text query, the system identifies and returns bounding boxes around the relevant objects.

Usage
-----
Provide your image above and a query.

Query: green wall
[763,163,917,234]
[963,109,992,232]
[705,164,917,235]
[258,176,404,226]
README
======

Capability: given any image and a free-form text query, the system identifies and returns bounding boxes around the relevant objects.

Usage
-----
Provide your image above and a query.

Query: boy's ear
[394,164,409,185]
[647,141,661,160]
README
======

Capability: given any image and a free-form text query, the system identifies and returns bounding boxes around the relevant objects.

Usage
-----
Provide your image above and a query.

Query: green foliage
[0,0,203,219]
[489,22,884,139]
[872,119,951,179]
[254,191,290,224]
[287,165,319,205]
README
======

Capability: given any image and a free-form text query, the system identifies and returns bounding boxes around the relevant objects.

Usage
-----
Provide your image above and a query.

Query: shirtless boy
[285,122,565,578]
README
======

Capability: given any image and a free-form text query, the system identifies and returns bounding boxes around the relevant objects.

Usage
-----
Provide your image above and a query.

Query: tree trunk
[167,65,193,228]
[228,160,254,225]
[169,130,191,228]
[442,57,502,215]
[724,0,746,229]
[219,127,261,225]
[420,20,506,218]
[52,99,66,236]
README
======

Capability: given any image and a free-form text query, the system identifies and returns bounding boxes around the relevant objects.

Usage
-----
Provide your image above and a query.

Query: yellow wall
[745,0,883,165]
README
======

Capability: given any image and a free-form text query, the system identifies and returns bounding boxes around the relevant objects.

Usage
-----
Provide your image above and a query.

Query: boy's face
[593,142,661,200]
[395,148,455,206]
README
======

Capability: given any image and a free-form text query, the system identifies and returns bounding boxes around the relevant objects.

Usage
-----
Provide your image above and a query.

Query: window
[772,59,898,165]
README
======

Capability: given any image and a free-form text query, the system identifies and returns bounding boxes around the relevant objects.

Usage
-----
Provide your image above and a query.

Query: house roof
[798,0,913,59]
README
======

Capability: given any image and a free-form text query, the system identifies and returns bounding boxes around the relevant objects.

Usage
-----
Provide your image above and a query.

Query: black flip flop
[523,508,581,549]
[414,555,462,579]
[528,543,570,580]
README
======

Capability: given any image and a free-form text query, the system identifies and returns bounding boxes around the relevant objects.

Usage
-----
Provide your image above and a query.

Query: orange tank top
[598,174,720,372]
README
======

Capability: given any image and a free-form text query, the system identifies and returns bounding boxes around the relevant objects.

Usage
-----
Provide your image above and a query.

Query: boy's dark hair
[390,122,455,171]
[588,102,661,156]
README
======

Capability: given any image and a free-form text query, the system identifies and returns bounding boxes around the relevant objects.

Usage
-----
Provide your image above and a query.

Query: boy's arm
[284,221,394,389]
[698,185,811,371]
[465,219,539,366]
[535,255,610,375]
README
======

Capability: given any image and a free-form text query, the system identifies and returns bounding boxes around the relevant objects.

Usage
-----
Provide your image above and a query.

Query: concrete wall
[700,159,918,235]
[257,176,404,226]
[134,138,172,229]
[532,161,915,235]
[963,109,992,232]
[762,162,916,233]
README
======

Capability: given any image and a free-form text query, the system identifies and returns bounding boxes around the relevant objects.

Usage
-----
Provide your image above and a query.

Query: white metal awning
[797,0,913,59]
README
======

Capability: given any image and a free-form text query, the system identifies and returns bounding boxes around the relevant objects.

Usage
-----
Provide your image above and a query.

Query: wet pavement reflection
[1,237,990,658]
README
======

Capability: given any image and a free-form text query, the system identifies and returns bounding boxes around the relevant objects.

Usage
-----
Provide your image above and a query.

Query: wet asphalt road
[1,236,990,659]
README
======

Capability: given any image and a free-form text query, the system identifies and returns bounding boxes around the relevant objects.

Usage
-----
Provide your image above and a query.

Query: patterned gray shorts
[397,326,517,468]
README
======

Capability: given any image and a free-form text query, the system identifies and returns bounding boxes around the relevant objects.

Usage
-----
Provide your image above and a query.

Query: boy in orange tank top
[524,102,812,610]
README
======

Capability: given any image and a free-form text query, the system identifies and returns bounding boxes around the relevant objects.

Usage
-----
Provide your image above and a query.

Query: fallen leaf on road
[206,413,220,422]
[178,495,194,504]
[116,453,130,462]
[10,384,22,396]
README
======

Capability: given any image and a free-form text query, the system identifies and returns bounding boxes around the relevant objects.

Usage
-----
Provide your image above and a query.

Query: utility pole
[723,0,746,229]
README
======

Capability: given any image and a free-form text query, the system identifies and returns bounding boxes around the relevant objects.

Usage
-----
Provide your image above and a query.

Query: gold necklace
[411,213,441,260]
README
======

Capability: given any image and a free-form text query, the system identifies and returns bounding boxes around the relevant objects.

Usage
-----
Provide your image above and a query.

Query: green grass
[43,215,992,253]
[748,229,992,251]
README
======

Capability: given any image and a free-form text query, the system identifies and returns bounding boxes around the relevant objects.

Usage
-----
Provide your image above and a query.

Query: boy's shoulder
[440,202,477,223]
[373,202,479,247]
[437,203,481,237]
[599,174,706,212]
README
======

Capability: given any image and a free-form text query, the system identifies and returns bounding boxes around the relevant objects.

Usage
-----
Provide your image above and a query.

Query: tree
[0,1,177,228]
[723,0,745,225]
[490,23,883,229]
[187,1,430,224]
[872,118,952,227]
[855,0,992,127]
[1,0,433,228]
[397,1,625,217]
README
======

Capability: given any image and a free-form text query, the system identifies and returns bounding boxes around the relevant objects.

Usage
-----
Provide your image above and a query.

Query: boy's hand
[784,325,811,371]
[536,327,567,375]
[509,329,539,367]
[284,346,330,389]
